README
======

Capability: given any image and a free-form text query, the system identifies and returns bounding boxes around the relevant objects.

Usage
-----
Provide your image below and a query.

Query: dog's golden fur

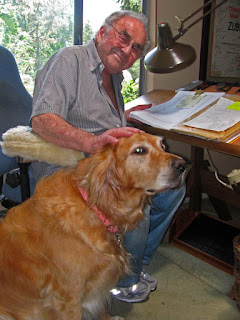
[0,133,186,320]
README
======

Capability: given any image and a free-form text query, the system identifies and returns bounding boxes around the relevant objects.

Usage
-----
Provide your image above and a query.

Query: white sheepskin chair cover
[1,126,84,167]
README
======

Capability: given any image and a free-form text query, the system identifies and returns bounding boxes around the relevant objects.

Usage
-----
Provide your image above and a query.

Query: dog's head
[77,132,187,205]
[113,132,186,194]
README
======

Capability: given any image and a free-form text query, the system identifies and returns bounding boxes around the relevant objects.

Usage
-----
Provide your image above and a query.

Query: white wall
[145,0,240,177]
[145,0,204,92]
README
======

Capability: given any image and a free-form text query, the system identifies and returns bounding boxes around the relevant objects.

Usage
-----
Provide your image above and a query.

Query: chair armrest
[1,126,85,167]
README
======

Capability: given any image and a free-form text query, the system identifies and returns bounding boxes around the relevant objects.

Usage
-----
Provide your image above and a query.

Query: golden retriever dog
[0,132,186,320]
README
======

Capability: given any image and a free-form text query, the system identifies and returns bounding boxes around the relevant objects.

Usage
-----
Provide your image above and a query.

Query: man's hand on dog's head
[88,127,144,154]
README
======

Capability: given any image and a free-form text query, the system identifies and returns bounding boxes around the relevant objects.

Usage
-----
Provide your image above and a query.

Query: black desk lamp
[144,0,228,73]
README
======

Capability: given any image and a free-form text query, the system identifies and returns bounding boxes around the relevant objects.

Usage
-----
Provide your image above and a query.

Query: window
[0,0,74,93]
[0,0,144,99]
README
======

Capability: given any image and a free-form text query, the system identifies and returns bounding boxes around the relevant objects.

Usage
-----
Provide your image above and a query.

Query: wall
[144,0,240,177]
[145,0,204,92]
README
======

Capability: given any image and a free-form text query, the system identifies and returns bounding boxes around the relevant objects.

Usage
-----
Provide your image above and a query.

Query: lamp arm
[173,0,228,41]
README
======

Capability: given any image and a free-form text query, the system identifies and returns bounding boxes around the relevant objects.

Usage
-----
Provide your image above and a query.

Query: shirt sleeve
[31,52,79,122]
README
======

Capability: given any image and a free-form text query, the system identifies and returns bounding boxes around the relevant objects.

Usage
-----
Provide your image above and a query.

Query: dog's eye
[160,141,166,150]
[133,147,147,155]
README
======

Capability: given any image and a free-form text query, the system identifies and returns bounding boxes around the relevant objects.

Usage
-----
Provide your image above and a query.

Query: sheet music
[129,91,225,130]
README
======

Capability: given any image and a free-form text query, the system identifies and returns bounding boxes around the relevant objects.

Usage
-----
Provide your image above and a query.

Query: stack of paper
[183,97,240,131]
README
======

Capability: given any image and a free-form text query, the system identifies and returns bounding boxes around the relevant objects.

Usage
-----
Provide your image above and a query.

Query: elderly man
[29,10,186,303]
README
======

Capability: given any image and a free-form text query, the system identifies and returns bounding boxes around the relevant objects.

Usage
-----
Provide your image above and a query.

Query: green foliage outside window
[122,77,139,103]
[0,0,74,94]
[0,0,142,102]
[116,0,141,12]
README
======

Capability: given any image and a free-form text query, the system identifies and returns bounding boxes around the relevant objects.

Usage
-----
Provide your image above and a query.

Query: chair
[0,45,32,209]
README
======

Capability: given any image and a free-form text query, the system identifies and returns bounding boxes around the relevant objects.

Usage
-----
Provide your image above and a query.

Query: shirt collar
[86,40,104,73]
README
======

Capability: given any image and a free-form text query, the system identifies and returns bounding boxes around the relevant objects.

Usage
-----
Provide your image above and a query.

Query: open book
[129,91,225,130]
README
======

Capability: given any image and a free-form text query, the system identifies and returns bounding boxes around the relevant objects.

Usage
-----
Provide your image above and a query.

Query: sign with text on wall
[207,0,240,83]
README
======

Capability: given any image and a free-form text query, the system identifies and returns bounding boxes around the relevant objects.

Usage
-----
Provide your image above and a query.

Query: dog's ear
[79,145,121,207]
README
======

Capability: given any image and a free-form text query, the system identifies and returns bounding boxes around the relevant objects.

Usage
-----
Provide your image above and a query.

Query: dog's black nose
[172,158,187,173]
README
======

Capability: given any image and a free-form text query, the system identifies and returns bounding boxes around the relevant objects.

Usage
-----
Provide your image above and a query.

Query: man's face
[96,16,146,74]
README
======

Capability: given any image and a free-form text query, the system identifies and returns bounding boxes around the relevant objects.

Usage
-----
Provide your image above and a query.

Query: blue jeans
[118,184,186,287]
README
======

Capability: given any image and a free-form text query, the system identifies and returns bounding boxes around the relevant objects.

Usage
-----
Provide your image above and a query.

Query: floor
[110,197,240,320]
[111,243,239,319]
[1,197,240,319]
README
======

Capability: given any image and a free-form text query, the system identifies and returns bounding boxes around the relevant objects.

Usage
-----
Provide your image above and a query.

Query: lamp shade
[144,23,196,73]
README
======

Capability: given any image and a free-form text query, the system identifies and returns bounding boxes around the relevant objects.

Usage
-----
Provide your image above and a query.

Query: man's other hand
[87,127,143,154]
[125,104,152,123]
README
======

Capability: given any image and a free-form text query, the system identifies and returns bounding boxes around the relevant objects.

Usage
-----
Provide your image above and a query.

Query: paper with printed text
[129,91,225,130]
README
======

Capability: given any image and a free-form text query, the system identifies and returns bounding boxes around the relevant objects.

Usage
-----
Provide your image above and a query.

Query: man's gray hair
[102,10,151,57]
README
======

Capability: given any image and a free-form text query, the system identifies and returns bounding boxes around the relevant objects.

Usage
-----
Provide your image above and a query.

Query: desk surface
[126,89,240,158]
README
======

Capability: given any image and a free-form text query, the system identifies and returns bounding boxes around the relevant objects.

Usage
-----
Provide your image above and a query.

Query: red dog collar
[78,186,119,234]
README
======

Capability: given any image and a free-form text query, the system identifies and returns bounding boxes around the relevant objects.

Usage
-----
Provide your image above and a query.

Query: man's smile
[112,48,126,64]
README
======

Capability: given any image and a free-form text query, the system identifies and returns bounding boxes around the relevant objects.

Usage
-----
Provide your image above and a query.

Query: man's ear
[96,26,106,43]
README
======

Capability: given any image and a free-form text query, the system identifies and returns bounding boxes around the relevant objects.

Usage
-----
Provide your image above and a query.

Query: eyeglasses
[107,23,144,56]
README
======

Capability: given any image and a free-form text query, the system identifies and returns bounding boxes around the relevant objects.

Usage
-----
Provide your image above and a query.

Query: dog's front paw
[111,317,125,320]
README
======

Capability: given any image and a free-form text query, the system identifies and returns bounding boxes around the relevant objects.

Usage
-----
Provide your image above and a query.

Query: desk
[126,89,240,274]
